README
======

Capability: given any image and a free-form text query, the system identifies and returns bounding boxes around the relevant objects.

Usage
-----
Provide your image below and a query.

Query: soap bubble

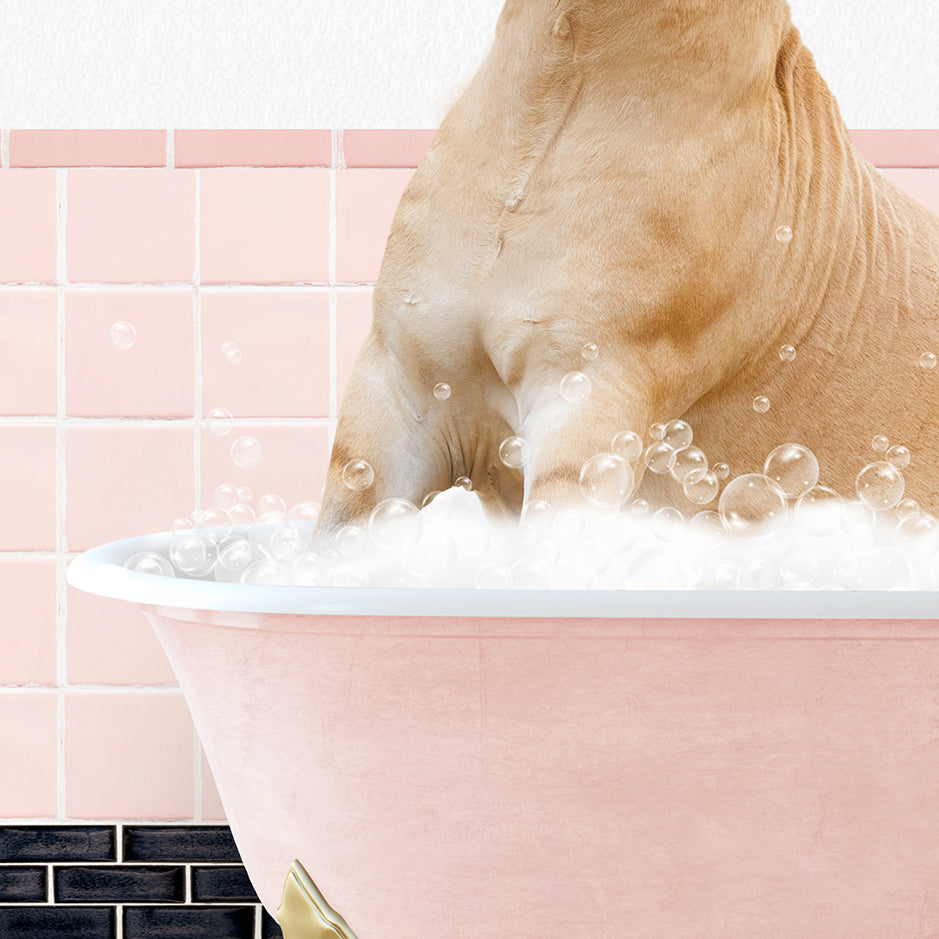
[763,444,819,499]
[920,352,937,369]
[240,559,291,585]
[662,420,693,451]
[230,504,255,525]
[886,445,910,470]
[688,511,725,548]
[737,557,783,590]
[795,485,844,536]
[342,459,374,492]
[560,371,592,403]
[520,499,554,536]
[172,516,194,532]
[206,408,234,436]
[108,321,136,350]
[217,537,253,573]
[719,474,788,542]
[169,532,218,576]
[499,436,531,469]
[713,462,730,480]
[611,431,643,463]
[369,498,422,551]
[335,524,368,558]
[855,461,904,510]
[631,498,650,517]
[683,470,719,505]
[858,548,913,590]
[230,436,262,469]
[292,552,326,586]
[287,501,321,522]
[581,342,599,361]
[196,506,233,537]
[454,476,473,491]
[775,225,793,243]
[871,435,889,453]
[896,513,939,549]
[268,524,304,561]
[780,548,818,585]
[475,562,513,589]
[511,557,551,588]
[649,423,666,441]
[644,442,676,474]
[553,508,585,541]
[752,396,771,414]
[895,498,920,522]
[330,563,370,588]
[652,507,684,542]
[124,551,175,577]
[213,483,240,510]
[579,453,634,508]
[221,341,243,365]
[841,500,876,536]
[779,345,797,362]
[257,494,286,518]
[421,491,441,509]
[433,382,451,400]
[671,446,707,484]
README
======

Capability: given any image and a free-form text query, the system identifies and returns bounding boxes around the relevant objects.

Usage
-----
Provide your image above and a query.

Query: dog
[315,0,939,538]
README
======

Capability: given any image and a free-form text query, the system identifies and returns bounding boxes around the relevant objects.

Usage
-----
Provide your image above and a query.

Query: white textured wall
[0,0,936,129]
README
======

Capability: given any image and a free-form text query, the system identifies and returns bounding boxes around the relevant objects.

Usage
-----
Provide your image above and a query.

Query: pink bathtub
[68,528,939,937]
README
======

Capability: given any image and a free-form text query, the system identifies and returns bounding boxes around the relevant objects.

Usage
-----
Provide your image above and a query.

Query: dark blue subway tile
[190,865,258,902]
[0,865,47,902]
[54,865,185,903]
[123,826,240,863]
[261,907,285,938]
[0,825,116,862]
[0,906,114,938]
[123,905,255,939]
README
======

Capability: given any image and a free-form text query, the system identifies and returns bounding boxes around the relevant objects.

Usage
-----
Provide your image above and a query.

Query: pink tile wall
[0,129,936,825]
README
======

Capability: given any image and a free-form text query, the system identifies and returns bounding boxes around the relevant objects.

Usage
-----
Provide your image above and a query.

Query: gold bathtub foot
[277,859,360,939]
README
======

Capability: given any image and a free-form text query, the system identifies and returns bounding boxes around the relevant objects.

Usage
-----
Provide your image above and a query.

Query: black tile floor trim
[0,866,47,902]
[190,865,259,902]
[123,904,256,939]
[0,905,115,938]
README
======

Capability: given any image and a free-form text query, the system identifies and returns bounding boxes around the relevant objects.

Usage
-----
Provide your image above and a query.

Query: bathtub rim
[66,527,939,619]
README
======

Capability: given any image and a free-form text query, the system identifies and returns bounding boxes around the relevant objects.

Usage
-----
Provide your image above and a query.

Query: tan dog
[316,0,939,537]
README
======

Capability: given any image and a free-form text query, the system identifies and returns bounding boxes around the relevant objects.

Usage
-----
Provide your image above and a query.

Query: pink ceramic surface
[881,167,939,215]
[0,288,58,415]
[65,290,195,417]
[66,424,194,550]
[10,130,167,168]
[67,169,196,283]
[0,559,57,686]
[201,750,227,821]
[0,426,56,551]
[343,130,436,168]
[66,580,175,686]
[0,170,57,283]
[174,130,332,168]
[336,290,373,407]
[199,169,330,284]
[0,691,57,817]
[145,606,939,937]
[65,690,194,819]
[201,291,330,418]
[850,129,939,167]
[199,423,330,510]
[336,169,415,282]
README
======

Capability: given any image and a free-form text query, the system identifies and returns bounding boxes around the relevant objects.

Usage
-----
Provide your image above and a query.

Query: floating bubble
[335,525,368,559]
[269,523,305,561]
[779,344,797,362]
[649,423,666,441]
[871,435,889,453]
[433,382,452,400]
[631,499,650,517]
[855,461,905,511]
[369,498,422,551]
[171,516,194,532]
[896,513,939,549]
[560,371,592,403]
[196,506,233,537]
[499,436,531,469]
[719,474,788,542]
[240,559,291,585]
[454,475,473,491]
[421,491,441,509]
[230,504,255,525]
[920,352,937,369]
[671,446,707,484]
[763,444,819,499]
[644,442,677,474]
[169,532,218,576]
[662,420,693,451]
[581,342,599,361]
[217,537,254,573]
[688,511,725,548]
[124,551,175,577]
[775,225,793,244]
[108,321,136,350]
[520,499,554,537]
[896,498,920,522]
[651,507,684,542]
[292,552,326,586]
[841,500,876,536]
[287,501,320,522]
[683,470,719,505]
[221,341,243,365]
[213,483,240,510]
[237,486,253,503]
[753,396,771,414]
[713,462,730,480]
[342,459,374,492]
[230,436,262,469]
[795,485,844,537]
[206,408,234,436]
[886,445,910,470]
[611,431,643,463]
[578,453,634,508]
[780,548,818,585]
[257,494,286,518]
[553,508,585,541]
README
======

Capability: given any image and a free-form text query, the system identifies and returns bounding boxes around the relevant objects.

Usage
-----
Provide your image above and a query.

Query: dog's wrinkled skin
[316,0,939,537]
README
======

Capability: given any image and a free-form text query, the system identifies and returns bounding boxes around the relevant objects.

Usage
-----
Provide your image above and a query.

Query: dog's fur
[316,0,939,535]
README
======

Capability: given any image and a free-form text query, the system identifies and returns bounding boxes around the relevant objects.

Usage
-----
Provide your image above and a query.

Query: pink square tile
[66,424,194,550]
[0,288,58,415]
[65,290,194,417]
[65,691,194,819]
[0,170,57,283]
[342,130,436,167]
[0,559,57,686]
[336,169,415,283]
[336,290,374,409]
[201,291,329,418]
[67,169,196,283]
[0,426,56,551]
[10,130,167,168]
[200,423,330,510]
[0,691,58,816]
[200,169,329,284]
[881,168,939,216]
[66,576,176,685]
[175,130,332,168]
[201,749,227,821]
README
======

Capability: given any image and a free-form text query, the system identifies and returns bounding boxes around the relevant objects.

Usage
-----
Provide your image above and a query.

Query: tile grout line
[0,281,375,291]
[0,129,10,168]
[329,131,339,446]
[193,158,204,821]
[166,129,175,170]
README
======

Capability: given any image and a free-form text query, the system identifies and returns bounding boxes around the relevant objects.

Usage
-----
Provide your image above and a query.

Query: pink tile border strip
[849,130,939,168]
[342,129,437,167]
[9,130,167,167]
[174,130,332,167]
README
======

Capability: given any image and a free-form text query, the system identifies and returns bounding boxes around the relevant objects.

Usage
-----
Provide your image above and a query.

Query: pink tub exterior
[143,605,939,938]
